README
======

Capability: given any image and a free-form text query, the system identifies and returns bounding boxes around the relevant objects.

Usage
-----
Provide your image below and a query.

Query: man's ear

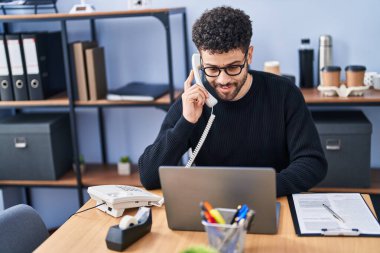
[248,45,254,65]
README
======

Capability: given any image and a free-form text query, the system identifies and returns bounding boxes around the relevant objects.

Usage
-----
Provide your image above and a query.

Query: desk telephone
[185,54,217,167]
[88,185,164,217]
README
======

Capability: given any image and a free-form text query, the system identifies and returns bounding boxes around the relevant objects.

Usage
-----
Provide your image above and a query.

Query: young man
[138,6,327,196]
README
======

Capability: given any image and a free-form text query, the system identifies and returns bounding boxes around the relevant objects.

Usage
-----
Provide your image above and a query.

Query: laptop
[159,166,280,234]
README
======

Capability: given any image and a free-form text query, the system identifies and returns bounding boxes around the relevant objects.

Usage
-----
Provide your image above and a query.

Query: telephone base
[95,200,151,218]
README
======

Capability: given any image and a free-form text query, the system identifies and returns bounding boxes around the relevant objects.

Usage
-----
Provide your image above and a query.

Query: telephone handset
[185,54,217,167]
[191,53,218,107]
[88,185,164,217]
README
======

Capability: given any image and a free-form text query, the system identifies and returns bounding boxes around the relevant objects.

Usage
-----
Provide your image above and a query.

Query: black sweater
[138,70,327,196]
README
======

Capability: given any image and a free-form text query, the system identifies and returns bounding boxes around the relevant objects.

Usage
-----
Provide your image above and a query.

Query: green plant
[79,154,85,164]
[180,245,218,253]
[119,156,130,163]
[73,154,85,164]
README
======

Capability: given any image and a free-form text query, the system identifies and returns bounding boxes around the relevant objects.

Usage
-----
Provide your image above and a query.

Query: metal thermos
[318,35,333,85]
[299,38,314,88]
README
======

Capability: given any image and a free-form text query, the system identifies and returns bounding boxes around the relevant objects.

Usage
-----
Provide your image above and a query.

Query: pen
[200,201,226,224]
[245,210,255,231]
[322,203,345,223]
[201,210,216,223]
[229,205,242,224]
[233,204,248,224]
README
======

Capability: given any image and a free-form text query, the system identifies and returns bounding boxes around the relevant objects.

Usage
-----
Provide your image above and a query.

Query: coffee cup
[345,65,366,87]
[373,74,380,90]
[321,66,341,87]
[263,61,281,75]
[364,72,377,86]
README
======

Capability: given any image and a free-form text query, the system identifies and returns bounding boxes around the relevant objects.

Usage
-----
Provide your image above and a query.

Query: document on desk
[289,193,380,236]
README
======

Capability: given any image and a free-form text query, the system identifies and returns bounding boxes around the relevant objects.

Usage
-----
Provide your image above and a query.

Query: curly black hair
[192,6,252,54]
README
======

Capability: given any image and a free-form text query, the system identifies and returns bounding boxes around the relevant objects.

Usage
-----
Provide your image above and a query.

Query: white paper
[107,94,154,101]
[292,193,380,235]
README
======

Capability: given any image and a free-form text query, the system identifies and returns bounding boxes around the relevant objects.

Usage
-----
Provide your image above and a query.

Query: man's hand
[182,70,209,124]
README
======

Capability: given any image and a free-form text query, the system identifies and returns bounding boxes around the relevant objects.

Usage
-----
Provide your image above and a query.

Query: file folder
[21,32,66,100]
[21,33,49,100]
[0,34,14,101]
[6,34,28,101]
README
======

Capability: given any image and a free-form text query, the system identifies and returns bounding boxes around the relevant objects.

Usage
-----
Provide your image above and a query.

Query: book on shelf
[70,41,98,101]
[85,47,108,100]
[107,82,169,101]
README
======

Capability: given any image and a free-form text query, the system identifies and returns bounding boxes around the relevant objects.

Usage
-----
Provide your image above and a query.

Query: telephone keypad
[117,185,143,192]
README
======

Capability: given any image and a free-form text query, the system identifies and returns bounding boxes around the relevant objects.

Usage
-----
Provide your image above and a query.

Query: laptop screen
[159,166,279,234]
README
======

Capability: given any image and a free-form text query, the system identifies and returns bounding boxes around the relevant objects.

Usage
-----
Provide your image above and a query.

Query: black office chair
[0,204,49,253]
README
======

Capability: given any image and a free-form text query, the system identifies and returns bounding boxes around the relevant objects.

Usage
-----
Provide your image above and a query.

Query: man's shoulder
[251,70,304,105]
[251,70,298,92]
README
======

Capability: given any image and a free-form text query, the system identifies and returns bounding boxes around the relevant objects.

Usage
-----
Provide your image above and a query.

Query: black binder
[21,32,66,100]
[0,34,14,101]
[6,34,28,101]
[45,32,66,98]
[21,33,49,100]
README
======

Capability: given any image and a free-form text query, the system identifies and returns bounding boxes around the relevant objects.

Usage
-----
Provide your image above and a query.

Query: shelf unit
[301,88,380,105]
[0,8,188,206]
[0,164,142,188]
[2,88,380,200]
[1,8,379,206]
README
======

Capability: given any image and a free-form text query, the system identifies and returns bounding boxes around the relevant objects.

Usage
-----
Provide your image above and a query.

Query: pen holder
[105,209,152,252]
[202,208,251,253]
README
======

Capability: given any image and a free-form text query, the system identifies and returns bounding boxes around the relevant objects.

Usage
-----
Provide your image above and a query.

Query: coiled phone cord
[186,108,215,168]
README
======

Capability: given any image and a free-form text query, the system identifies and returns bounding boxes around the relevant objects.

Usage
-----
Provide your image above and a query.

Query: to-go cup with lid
[321,66,341,87]
[263,61,281,75]
[345,65,366,87]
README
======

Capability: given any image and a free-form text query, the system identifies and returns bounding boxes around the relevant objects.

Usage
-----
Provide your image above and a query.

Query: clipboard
[287,193,380,237]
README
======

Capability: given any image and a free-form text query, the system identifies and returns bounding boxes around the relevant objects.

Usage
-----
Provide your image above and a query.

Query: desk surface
[35,191,380,253]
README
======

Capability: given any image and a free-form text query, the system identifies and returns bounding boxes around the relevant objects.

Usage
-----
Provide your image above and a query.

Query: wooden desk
[35,191,379,253]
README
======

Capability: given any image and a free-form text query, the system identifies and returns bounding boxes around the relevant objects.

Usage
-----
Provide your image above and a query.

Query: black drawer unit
[0,113,72,180]
[312,110,372,188]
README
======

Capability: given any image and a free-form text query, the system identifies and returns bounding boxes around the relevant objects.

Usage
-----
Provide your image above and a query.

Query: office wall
[72,0,380,166]
[2,0,379,228]
[55,0,380,166]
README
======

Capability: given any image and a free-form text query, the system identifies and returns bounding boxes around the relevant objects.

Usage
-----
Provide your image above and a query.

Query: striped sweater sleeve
[138,99,195,189]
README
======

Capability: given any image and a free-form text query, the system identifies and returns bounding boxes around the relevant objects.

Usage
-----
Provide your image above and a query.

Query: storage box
[311,111,372,187]
[0,113,72,180]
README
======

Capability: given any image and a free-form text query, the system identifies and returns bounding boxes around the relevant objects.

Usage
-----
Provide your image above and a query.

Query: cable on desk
[70,202,105,218]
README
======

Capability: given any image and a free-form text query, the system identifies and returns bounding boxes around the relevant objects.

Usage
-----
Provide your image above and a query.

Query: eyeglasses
[200,51,248,77]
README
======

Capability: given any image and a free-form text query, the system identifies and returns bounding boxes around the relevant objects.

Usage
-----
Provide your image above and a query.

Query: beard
[209,71,249,101]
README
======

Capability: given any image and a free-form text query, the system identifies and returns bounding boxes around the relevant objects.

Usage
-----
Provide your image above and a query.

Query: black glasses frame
[200,50,248,77]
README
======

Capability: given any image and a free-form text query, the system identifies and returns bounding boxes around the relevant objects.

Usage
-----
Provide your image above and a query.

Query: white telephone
[185,54,217,167]
[87,185,164,218]
[192,53,218,108]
